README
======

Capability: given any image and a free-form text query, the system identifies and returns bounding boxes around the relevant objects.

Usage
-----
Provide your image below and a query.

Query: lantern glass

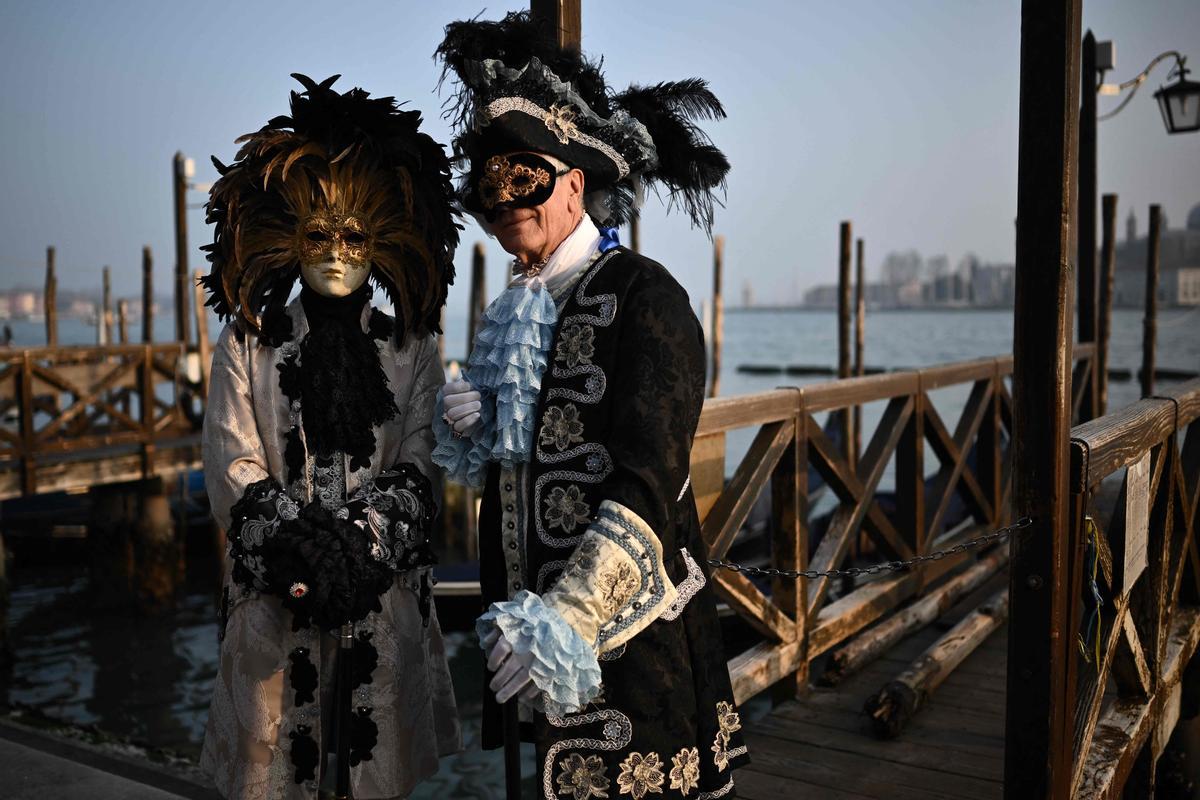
[1154,77,1200,134]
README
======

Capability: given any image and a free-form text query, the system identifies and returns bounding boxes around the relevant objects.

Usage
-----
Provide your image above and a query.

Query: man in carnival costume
[432,13,749,799]
[198,74,461,800]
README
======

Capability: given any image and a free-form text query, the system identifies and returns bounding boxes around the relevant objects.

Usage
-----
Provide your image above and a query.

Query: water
[1,307,1196,794]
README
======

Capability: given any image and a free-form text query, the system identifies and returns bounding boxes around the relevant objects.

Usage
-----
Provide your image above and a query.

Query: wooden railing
[1057,377,1200,798]
[0,344,204,499]
[692,344,1096,703]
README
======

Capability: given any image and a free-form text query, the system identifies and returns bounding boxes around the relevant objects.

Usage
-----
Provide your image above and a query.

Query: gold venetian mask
[297,212,372,268]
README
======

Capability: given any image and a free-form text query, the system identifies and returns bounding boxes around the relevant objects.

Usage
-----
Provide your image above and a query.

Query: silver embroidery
[483,97,631,179]
[660,548,705,622]
[542,709,633,800]
[591,509,670,649]
[697,778,735,799]
[534,463,612,548]
[676,475,691,503]
[548,364,607,403]
[536,559,570,594]
[598,642,626,662]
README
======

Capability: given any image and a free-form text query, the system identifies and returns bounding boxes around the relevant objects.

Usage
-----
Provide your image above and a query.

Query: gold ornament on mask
[297,212,372,268]
[478,155,552,210]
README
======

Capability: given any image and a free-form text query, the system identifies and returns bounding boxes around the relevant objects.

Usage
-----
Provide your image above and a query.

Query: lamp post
[1077,38,1198,421]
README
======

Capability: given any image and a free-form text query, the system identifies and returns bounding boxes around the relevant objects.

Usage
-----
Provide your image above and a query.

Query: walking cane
[502,697,521,800]
[334,622,354,800]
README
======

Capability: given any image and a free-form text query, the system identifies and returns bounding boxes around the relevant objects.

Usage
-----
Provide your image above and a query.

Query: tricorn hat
[436,11,730,230]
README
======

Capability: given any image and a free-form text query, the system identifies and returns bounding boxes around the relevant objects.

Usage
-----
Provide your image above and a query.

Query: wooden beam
[709,235,724,398]
[1005,2,1081,798]
[530,0,581,51]
[837,221,852,465]
[44,247,57,347]
[1097,194,1117,416]
[467,242,486,354]
[142,246,154,343]
[701,418,793,559]
[173,152,191,347]
[710,570,796,644]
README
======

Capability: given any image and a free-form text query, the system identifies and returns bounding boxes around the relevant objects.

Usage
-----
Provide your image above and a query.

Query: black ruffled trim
[289,724,319,784]
[351,631,378,688]
[349,707,379,767]
[288,646,318,707]
[367,307,395,342]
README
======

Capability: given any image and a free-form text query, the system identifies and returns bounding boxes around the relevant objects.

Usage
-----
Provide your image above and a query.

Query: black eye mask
[467,153,567,221]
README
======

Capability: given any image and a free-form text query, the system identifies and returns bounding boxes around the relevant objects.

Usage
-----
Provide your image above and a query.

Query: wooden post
[1077,30,1098,422]
[708,235,724,398]
[1141,205,1161,398]
[629,212,641,254]
[118,300,129,344]
[467,242,487,351]
[837,222,852,465]
[854,237,865,461]
[44,246,57,347]
[173,152,191,347]
[102,266,113,346]
[1005,2,1081,798]
[530,0,581,50]
[142,246,154,343]
[1097,194,1117,415]
[193,270,212,399]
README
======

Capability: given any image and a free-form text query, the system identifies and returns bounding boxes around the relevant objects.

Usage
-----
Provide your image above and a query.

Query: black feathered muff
[435,11,730,230]
[201,74,461,345]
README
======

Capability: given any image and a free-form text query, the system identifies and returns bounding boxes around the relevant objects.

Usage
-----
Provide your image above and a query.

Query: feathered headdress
[201,74,461,344]
[435,11,729,230]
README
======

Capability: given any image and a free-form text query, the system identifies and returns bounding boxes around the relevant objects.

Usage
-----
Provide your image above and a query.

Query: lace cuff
[543,500,678,655]
[476,590,603,716]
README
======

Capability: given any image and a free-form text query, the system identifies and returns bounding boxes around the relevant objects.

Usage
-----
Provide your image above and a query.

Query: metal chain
[706,516,1033,580]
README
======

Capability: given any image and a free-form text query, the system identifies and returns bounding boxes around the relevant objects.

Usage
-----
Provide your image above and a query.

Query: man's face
[488,153,585,264]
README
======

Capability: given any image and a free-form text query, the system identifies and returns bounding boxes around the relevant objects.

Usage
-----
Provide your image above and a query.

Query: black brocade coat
[479,248,749,799]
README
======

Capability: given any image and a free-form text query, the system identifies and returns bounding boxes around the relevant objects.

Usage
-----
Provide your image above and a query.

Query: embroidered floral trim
[597,561,640,617]
[543,709,633,800]
[556,752,611,800]
[556,323,595,368]
[711,701,743,772]
[669,748,701,795]
[545,484,592,533]
[616,752,665,798]
[696,778,734,799]
[541,403,586,452]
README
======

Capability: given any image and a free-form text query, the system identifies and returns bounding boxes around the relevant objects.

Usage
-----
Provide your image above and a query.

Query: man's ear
[569,168,586,200]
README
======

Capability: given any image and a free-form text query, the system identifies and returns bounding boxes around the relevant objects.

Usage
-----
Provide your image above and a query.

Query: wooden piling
[1077,30,1098,422]
[854,237,865,462]
[709,234,725,398]
[142,246,154,343]
[467,242,487,351]
[173,152,191,347]
[0,529,8,669]
[1097,194,1116,415]
[102,266,113,345]
[118,299,129,344]
[193,269,212,399]
[1005,2,1081,798]
[1141,205,1161,398]
[630,212,641,254]
[44,246,57,347]
[837,222,852,464]
[531,0,581,51]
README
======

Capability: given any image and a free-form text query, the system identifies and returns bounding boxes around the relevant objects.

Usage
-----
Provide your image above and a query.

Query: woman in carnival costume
[432,13,749,799]
[198,74,461,800]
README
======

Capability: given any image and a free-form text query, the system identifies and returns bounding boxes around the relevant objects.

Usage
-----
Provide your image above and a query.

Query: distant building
[1112,202,1200,307]
[11,292,36,317]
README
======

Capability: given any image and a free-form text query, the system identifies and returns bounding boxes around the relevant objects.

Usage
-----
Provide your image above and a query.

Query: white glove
[442,379,483,436]
[484,628,541,704]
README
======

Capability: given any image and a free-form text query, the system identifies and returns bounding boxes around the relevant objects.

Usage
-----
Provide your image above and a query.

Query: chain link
[706,516,1033,580]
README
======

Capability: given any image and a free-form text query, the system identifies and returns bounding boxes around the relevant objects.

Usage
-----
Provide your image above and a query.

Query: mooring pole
[142,246,154,343]
[629,211,641,253]
[1005,1,1081,798]
[1097,194,1117,414]
[1077,31,1098,422]
[467,242,487,350]
[44,247,57,347]
[173,152,191,348]
[837,221,852,465]
[854,236,865,461]
[709,235,725,398]
[1141,204,1161,398]
[102,266,113,346]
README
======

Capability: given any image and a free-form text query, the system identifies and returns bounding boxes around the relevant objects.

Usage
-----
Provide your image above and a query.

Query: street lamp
[1153,57,1200,134]
[1098,48,1200,135]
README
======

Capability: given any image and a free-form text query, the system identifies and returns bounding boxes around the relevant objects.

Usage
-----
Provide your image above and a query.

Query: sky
[0,0,1198,321]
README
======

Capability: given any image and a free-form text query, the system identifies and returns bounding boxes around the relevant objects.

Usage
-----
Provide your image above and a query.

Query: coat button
[512,564,520,572]
[506,504,514,512]
[513,582,522,591]
[508,542,518,550]
[504,483,513,491]
[507,521,515,530]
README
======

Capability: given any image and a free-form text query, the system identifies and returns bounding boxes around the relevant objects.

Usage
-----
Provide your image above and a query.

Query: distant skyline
[1,1,1198,324]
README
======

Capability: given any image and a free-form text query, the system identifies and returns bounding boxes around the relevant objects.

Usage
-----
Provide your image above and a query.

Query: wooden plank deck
[735,578,1007,799]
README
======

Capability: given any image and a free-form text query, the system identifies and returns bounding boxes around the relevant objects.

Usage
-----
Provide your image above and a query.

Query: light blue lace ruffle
[476,590,602,716]
[432,282,558,487]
